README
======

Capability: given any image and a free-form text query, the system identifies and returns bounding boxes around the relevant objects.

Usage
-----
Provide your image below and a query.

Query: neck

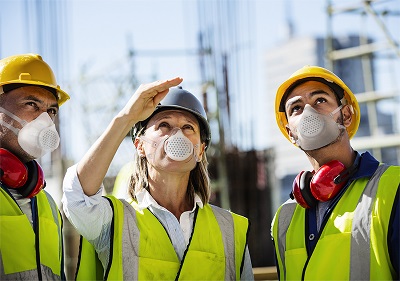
[305,138,355,171]
[148,169,192,219]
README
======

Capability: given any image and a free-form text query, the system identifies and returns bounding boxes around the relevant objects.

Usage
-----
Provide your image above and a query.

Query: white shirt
[62,164,254,280]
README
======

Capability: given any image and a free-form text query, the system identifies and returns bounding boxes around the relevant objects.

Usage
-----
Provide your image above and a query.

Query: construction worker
[62,82,254,280]
[0,53,69,280]
[271,65,400,280]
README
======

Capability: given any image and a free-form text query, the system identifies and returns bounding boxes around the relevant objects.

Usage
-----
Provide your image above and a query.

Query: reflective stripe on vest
[271,198,297,280]
[0,188,63,280]
[105,196,248,280]
[211,205,249,280]
[272,164,399,280]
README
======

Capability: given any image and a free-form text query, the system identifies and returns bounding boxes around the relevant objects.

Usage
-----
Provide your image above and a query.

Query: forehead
[149,109,199,125]
[285,80,336,102]
[3,86,58,104]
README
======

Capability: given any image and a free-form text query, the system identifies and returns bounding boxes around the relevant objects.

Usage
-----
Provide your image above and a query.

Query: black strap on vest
[175,205,199,281]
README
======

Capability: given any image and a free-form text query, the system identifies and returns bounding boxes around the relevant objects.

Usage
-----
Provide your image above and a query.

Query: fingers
[122,77,183,120]
[140,77,183,95]
[136,77,183,109]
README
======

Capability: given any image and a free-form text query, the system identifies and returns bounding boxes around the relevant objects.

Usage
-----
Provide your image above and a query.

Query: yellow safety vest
[76,196,249,280]
[272,164,400,280]
[0,187,64,280]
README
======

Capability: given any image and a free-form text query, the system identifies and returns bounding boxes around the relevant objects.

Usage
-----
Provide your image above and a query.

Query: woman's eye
[158,122,170,128]
[182,124,195,131]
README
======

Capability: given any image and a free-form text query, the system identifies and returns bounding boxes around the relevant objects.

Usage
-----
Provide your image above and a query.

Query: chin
[155,161,196,174]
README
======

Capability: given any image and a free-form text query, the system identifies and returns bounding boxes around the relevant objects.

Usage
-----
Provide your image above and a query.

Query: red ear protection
[0,148,45,198]
[291,160,347,208]
[0,148,28,187]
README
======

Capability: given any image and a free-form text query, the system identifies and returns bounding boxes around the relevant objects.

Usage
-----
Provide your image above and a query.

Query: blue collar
[350,151,380,182]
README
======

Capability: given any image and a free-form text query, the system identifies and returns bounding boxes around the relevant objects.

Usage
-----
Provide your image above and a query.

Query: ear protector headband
[0,148,45,198]
[290,155,360,208]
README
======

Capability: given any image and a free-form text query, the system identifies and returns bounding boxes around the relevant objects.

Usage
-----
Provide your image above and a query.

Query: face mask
[140,128,201,170]
[163,129,201,161]
[0,107,60,158]
[290,104,345,150]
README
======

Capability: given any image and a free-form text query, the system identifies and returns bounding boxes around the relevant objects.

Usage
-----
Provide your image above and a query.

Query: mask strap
[0,107,27,127]
[329,105,343,117]
[329,105,347,130]
[0,120,20,135]
[140,135,158,148]
[140,127,181,148]
[341,98,355,114]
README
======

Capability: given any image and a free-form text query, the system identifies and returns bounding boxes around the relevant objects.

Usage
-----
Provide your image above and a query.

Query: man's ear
[134,137,146,158]
[286,125,297,144]
[341,104,353,127]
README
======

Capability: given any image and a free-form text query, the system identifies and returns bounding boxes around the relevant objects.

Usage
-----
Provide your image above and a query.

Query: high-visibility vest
[76,195,249,280]
[271,164,400,280]
[112,161,134,199]
[0,187,64,280]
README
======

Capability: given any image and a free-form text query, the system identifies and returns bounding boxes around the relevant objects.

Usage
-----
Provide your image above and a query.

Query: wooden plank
[253,266,278,280]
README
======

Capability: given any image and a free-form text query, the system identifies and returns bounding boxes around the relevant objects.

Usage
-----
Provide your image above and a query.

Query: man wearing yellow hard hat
[270,65,399,280]
[0,53,69,280]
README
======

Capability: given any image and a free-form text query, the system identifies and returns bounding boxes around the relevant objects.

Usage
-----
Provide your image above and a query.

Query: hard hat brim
[1,80,70,106]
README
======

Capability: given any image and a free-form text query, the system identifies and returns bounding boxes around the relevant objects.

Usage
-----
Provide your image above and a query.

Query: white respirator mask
[141,128,201,164]
[290,104,345,151]
[164,129,202,161]
[0,107,60,158]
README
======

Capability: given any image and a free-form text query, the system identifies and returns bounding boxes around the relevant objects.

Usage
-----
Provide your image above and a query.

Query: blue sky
[1,0,330,80]
[67,0,332,82]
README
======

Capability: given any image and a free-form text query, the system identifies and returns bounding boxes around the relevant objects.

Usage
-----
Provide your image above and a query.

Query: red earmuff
[0,149,28,187]
[21,160,45,198]
[292,171,316,208]
[291,160,347,208]
[0,148,45,198]
[310,160,346,201]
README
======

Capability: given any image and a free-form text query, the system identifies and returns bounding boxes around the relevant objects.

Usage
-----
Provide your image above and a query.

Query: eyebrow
[24,95,59,109]
[285,90,330,111]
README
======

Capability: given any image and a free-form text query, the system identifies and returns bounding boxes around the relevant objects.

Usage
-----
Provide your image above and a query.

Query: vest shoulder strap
[75,195,123,281]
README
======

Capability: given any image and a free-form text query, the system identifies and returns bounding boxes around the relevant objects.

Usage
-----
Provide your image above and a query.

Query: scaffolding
[326,0,400,164]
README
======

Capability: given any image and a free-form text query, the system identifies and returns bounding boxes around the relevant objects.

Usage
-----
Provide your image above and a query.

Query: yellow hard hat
[275,65,360,143]
[0,53,70,106]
